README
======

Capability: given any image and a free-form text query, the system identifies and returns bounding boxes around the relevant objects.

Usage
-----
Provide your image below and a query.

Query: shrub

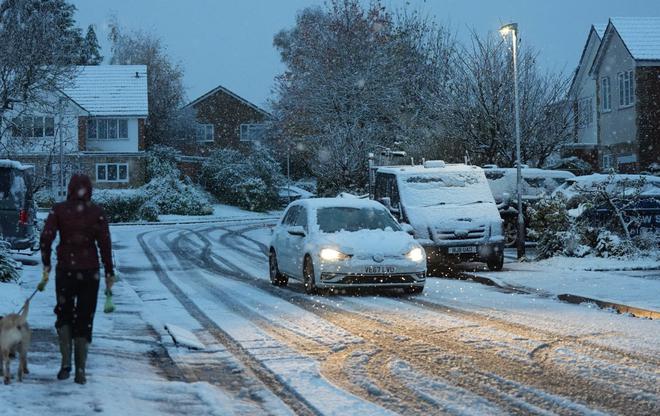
[0,240,20,283]
[138,200,160,222]
[94,190,148,223]
[34,189,56,208]
[200,147,284,211]
[143,174,213,216]
[146,145,181,181]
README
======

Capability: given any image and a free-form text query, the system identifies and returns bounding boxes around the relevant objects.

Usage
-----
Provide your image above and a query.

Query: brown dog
[0,300,31,385]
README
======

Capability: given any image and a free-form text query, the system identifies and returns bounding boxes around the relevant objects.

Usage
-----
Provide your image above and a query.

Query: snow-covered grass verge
[466,254,660,311]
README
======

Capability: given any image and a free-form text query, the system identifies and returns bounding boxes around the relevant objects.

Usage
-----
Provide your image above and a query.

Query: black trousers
[54,268,100,343]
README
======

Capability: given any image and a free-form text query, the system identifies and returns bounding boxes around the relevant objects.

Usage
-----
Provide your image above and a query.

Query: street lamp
[500,22,525,259]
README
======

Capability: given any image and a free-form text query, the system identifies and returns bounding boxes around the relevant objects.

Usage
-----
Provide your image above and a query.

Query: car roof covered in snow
[291,197,386,211]
[376,163,483,176]
[0,159,30,170]
[63,65,148,117]
[553,173,660,199]
[484,167,575,179]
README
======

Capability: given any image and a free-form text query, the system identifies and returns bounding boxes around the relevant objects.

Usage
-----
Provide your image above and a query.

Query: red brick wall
[78,116,87,151]
[138,118,146,150]
[636,67,660,170]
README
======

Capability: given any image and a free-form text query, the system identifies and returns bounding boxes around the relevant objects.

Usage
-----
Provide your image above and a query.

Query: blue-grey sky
[71,0,660,108]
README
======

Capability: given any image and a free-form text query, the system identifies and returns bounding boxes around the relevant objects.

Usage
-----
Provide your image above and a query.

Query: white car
[269,198,427,294]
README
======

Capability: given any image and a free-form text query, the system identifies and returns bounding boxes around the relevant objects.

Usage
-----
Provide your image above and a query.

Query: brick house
[565,18,660,173]
[179,84,270,157]
[1,65,148,194]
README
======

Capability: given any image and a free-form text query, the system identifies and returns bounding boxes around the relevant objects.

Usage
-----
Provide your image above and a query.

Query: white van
[374,161,505,270]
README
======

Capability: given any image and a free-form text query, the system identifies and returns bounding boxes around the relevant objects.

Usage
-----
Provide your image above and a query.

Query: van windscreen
[400,171,493,207]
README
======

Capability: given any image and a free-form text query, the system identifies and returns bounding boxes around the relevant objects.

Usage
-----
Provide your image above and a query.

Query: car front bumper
[317,258,426,288]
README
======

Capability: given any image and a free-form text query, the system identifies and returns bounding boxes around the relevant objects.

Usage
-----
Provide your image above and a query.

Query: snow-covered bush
[34,189,56,208]
[137,200,160,222]
[0,240,20,283]
[200,148,284,211]
[94,190,148,223]
[143,174,213,216]
[146,145,181,181]
[595,230,633,258]
[528,196,571,259]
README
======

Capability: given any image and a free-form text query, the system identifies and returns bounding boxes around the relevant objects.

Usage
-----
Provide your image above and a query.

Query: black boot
[56,325,72,380]
[74,337,88,385]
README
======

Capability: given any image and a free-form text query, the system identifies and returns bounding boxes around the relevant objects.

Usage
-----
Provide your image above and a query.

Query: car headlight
[406,247,425,262]
[320,248,350,261]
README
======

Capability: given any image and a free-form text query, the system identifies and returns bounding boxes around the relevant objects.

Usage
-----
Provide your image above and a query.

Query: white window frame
[88,118,129,140]
[601,77,611,111]
[194,124,214,143]
[602,154,614,170]
[617,70,634,108]
[239,123,266,142]
[95,163,129,183]
[11,115,55,138]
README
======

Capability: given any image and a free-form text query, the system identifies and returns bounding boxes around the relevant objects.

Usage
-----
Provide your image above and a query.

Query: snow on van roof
[376,163,483,176]
[0,159,29,170]
[294,197,384,210]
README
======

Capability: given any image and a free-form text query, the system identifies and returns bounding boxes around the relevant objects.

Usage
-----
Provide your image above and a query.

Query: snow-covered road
[111,220,659,416]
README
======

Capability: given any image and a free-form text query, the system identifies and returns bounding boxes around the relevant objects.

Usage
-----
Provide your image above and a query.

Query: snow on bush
[34,189,56,208]
[594,230,631,258]
[143,174,213,216]
[94,190,147,223]
[0,240,20,283]
[146,145,181,181]
[137,200,160,222]
[200,148,284,212]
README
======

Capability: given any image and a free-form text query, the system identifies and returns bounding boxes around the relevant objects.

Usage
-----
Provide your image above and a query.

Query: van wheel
[269,250,288,286]
[303,256,318,295]
[487,252,504,271]
[504,220,517,247]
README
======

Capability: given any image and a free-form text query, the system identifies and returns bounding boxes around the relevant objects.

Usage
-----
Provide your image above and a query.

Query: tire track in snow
[190,222,660,416]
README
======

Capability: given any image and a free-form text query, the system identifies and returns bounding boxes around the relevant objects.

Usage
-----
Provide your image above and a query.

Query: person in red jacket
[39,173,115,385]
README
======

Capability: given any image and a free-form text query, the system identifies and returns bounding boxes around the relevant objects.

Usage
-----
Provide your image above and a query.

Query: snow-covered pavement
[2,218,659,415]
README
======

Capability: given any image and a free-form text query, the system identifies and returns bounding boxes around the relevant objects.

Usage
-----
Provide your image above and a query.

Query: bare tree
[272,0,455,195]
[0,0,81,124]
[108,17,186,148]
[447,31,572,168]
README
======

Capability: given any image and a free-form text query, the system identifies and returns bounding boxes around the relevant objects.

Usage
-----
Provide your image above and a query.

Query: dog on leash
[0,300,31,385]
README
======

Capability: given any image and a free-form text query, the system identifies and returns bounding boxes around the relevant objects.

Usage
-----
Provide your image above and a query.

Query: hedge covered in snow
[200,148,284,212]
[0,240,20,283]
[143,174,213,216]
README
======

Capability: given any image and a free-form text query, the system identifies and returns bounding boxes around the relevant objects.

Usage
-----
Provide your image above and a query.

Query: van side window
[375,173,387,199]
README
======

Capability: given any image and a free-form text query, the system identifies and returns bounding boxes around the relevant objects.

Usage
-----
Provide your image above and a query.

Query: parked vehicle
[484,166,575,246]
[374,161,504,271]
[0,160,38,250]
[552,174,660,240]
[269,198,427,294]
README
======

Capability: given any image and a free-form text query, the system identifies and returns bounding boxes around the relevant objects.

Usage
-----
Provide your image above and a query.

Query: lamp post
[499,23,525,259]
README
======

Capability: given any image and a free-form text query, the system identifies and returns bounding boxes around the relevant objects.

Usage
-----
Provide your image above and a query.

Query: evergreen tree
[78,25,103,65]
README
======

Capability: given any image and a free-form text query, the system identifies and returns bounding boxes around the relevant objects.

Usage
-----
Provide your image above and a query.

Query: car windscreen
[316,207,401,233]
[400,171,493,207]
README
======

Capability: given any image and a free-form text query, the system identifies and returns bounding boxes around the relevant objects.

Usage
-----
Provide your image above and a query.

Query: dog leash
[17,288,38,315]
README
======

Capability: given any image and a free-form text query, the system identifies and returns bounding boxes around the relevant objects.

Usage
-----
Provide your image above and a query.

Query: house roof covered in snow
[62,65,148,117]
[590,17,660,75]
[184,84,270,117]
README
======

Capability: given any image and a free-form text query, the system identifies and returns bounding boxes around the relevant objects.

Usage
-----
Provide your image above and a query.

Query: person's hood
[66,174,93,202]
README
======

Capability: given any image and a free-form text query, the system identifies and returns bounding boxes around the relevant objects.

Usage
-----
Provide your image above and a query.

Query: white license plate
[448,246,478,254]
[365,265,397,274]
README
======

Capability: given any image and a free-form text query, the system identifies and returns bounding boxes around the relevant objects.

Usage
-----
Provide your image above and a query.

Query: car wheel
[404,286,424,295]
[303,255,318,295]
[487,251,504,271]
[269,250,288,286]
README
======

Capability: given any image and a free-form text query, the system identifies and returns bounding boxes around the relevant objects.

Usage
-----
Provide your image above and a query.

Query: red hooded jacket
[40,174,114,275]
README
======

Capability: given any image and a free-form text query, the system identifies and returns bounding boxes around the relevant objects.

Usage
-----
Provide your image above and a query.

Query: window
[240,123,265,142]
[601,77,611,111]
[88,119,129,140]
[602,154,614,170]
[618,70,634,107]
[96,163,129,183]
[576,98,593,128]
[195,124,214,142]
[11,116,55,138]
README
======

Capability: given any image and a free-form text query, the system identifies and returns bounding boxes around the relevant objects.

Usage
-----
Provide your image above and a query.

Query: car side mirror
[401,223,415,235]
[288,225,306,237]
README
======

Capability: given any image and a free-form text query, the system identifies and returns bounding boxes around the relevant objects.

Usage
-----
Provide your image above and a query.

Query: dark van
[0,160,37,250]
